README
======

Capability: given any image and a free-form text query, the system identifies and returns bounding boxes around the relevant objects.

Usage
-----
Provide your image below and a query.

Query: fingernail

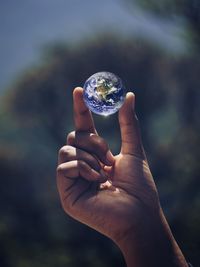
[100,169,108,183]
[106,150,115,165]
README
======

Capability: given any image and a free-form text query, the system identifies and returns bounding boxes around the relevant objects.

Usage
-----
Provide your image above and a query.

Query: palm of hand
[61,152,158,242]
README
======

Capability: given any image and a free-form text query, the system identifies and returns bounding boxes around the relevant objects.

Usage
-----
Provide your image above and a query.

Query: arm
[56,87,188,267]
[118,207,187,267]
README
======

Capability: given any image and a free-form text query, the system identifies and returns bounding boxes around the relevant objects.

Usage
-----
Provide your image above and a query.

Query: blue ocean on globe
[83,72,126,116]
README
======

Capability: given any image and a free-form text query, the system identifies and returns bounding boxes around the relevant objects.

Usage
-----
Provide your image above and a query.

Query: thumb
[118,92,145,158]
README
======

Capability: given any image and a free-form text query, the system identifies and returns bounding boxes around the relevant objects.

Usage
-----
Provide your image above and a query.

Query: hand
[56,87,187,267]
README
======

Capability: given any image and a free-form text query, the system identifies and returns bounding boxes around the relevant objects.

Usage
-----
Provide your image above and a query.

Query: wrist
[115,207,187,267]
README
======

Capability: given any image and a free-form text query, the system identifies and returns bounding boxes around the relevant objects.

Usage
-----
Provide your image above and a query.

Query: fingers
[57,160,107,182]
[118,92,145,158]
[58,145,108,183]
[58,145,101,171]
[73,87,96,133]
[67,131,115,166]
[72,87,115,165]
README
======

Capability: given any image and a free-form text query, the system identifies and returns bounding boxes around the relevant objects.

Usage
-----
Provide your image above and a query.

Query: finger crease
[64,179,79,193]
[71,182,93,207]
[64,175,76,180]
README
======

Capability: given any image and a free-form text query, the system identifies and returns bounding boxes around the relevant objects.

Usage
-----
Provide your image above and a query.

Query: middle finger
[67,131,115,166]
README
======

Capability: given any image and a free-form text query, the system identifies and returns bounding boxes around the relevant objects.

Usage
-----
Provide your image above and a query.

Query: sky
[0,0,187,92]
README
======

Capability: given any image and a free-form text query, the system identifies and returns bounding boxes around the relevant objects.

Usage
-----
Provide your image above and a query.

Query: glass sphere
[83,71,126,116]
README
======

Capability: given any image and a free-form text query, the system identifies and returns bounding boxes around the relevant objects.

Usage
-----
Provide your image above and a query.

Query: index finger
[73,87,96,133]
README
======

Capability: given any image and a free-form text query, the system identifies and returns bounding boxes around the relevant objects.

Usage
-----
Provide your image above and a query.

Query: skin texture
[56,87,188,267]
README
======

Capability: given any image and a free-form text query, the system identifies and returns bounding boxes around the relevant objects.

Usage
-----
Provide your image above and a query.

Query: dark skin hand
[57,87,188,267]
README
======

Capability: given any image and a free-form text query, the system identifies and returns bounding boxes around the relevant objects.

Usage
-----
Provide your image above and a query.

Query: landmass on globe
[96,77,117,103]
[83,72,126,116]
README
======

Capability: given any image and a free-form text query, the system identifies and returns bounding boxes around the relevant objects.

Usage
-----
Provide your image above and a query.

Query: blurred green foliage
[127,0,200,50]
[0,33,200,266]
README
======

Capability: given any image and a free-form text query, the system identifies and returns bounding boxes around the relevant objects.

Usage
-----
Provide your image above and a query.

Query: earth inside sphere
[83,72,126,116]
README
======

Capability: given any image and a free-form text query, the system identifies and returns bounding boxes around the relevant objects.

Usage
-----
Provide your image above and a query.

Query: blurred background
[0,1,199,266]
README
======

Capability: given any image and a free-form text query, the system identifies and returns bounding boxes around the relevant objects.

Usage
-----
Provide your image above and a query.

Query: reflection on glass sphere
[83,71,126,116]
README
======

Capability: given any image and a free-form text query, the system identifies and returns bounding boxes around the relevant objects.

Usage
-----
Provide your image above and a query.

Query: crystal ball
[83,71,126,116]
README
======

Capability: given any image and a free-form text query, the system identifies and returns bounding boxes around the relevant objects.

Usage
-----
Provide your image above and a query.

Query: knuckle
[59,145,73,158]
[67,131,75,144]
